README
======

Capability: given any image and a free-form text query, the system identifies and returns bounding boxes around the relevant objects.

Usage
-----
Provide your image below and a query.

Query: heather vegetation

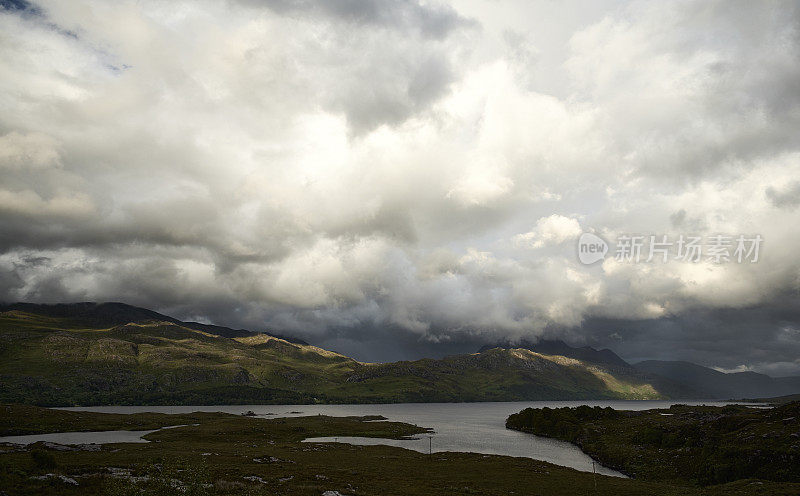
[3,405,798,495]
[507,403,800,487]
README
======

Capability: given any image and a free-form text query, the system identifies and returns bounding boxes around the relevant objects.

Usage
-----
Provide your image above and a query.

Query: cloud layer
[1,0,799,370]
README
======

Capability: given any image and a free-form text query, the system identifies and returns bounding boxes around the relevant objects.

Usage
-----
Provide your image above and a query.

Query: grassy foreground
[0,405,797,495]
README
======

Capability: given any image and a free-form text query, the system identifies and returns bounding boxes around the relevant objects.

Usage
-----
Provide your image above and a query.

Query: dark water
[54,400,745,476]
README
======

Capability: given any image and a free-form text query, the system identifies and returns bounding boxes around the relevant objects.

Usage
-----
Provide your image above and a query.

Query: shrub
[30,449,57,470]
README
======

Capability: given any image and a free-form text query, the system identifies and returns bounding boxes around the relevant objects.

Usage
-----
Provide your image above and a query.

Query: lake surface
[58,400,743,476]
[0,429,157,445]
[0,424,195,446]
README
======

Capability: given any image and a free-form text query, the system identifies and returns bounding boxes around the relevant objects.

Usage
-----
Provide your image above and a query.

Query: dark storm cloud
[231,0,476,133]
[240,0,475,39]
[332,51,458,133]
[577,301,800,376]
[0,0,41,15]
[315,303,800,371]
[1,0,800,371]
[766,182,800,209]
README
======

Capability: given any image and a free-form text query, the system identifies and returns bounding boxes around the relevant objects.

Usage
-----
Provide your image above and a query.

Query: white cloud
[514,214,581,248]
[1,0,799,366]
[0,132,61,170]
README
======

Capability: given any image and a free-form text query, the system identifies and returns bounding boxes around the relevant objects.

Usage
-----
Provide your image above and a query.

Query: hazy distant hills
[1,302,683,406]
[634,360,800,399]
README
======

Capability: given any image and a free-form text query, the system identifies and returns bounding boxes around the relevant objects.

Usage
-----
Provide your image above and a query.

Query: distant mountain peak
[479,339,631,369]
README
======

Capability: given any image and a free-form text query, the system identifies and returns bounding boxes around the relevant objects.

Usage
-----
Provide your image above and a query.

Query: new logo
[577,232,608,265]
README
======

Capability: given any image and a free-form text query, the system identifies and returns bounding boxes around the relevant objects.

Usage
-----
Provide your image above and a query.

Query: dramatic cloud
[1,0,799,370]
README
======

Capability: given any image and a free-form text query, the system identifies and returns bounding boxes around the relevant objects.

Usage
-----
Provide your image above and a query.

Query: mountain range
[1,302,798,405]
[488,339,800,400]
[633,360,800,399]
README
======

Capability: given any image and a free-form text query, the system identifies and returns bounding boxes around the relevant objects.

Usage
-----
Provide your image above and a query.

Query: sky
[1,0,799,373]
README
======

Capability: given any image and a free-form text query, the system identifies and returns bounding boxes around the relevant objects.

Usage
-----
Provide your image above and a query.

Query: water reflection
[58,400,746,475]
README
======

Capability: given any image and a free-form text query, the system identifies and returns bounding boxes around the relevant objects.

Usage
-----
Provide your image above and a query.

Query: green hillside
[0,304,677,406]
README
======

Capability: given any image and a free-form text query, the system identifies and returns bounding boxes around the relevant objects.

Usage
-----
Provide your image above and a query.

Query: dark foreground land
[1,405,799,495]
[507,402,800,491]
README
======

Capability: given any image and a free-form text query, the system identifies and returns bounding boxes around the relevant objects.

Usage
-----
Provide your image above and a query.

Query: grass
[0,404,237,436]
[506,402,800,488]
[3,404,793,495]
[0,310,671,406]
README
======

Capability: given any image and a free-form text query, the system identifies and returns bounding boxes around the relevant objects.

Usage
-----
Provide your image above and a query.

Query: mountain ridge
[3,302,797,405]
[0,301,308,344]
[0,302,687,405]
[479,339,630,369]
